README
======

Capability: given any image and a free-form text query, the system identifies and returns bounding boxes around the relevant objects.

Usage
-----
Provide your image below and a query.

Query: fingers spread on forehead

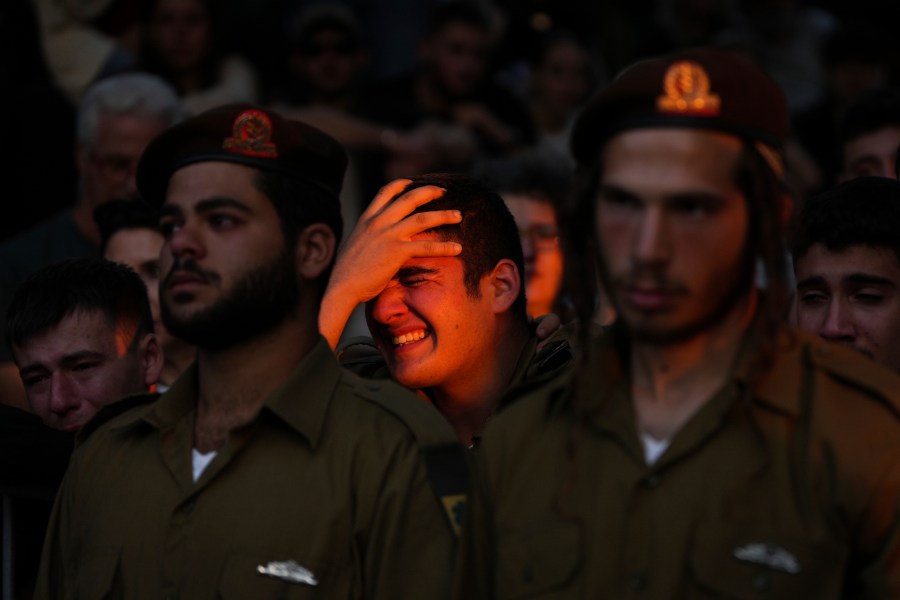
[405,238,462,258]
[377,184,447,223]
[363,178,412,217]
[396,209,462,238]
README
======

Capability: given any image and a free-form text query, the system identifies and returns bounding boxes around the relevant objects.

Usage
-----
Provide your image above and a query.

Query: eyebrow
[19,350,106,377]
[395,266,440,280]
[797,273,897,289]
[597,184,727,206]
[159,197,252,217]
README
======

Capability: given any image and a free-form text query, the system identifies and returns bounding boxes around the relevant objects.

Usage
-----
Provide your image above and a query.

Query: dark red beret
[570,48,789,166]
[137,103,347,206]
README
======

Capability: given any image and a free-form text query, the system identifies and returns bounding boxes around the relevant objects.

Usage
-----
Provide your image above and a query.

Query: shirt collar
[139,337,342,450]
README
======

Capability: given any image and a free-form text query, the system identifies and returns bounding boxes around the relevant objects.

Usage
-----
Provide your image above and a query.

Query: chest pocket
[218,551,352,599]
[689,524,848,599]
[76,547,121,600]
[496,520,580,599]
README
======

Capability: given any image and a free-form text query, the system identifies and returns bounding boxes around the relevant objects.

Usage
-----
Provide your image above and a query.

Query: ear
[139,333,164,390]
[296,223,337,280]
[483,259,521,315]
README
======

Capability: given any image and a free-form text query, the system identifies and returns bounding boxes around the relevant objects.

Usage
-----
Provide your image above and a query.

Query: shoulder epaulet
[804,338,900,418]
[76,392,159,446]
[336,336,391,379]
[350,377,470,537]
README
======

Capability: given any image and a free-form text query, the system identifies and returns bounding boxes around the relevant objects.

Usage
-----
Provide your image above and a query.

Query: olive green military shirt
[458,328,900,599]
[337,327,575,444]
[35,339,461,599]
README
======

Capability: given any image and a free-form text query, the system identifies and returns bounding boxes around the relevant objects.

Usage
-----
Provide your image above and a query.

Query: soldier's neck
[193,314,319,453]
[427,324,531,446]
[629,292,756,442]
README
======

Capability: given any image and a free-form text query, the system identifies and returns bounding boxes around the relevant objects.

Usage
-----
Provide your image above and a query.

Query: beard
[161,249,300,351]
[602,247,756,347]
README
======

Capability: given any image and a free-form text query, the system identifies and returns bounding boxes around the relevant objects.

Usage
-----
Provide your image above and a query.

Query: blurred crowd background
[6,0,900,241]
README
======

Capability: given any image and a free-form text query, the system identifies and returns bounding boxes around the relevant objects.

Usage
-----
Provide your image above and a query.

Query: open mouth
[391,329,430,347]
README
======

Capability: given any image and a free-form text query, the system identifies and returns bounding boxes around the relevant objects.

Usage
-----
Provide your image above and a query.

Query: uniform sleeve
[854,455,900,598]
[362,434,458,600]
[33,451,80,599]
[453,446,497,600]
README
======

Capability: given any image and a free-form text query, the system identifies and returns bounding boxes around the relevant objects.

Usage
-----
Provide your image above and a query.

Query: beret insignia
[657,60,721,116]
[223,109,279,158]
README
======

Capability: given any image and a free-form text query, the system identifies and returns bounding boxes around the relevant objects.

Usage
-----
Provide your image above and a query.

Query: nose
[167,220,205,260]
[368,285,409,326]
[818,298,855,342]
[631,206,670,267]
[48,373,81,418]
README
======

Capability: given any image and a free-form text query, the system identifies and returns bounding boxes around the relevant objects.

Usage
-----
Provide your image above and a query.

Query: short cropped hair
[838,87,900,151]
[7,257,155,352]
[471,150,573,208]
[791,176,900,263]
[403,173,527,322]
[77,73,182,147]
[253,169,344,295]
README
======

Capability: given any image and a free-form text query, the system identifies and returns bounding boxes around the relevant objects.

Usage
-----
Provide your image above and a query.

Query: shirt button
[627,573,647,591]
[642,474,661,489]
[752,572,771,592]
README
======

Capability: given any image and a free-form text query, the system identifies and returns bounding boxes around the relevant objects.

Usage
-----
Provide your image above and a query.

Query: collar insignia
[223,109,279,158]
[257,560,318,585]
[734,543,800,574]
[657,60,721,116]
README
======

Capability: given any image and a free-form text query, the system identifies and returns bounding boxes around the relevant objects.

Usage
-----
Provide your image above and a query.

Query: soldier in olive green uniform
[35,104,463,599]
[320,173,573,448]
[457,49,900,598]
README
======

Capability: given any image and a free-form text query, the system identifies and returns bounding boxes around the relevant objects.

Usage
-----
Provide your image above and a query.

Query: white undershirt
[192,448,217,482]
[641,432,670,465]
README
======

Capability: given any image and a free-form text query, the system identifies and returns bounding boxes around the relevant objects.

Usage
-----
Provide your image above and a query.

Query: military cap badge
[223,109,279,158]
[657,60,721,116]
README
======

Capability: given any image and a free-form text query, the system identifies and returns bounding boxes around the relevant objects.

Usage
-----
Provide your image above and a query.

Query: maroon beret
[137,103,347,206]
[570,48,789,166]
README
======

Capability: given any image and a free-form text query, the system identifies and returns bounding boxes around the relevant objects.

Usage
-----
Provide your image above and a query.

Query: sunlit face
[365,243,498,392]
[158,161,299,350]
[12,310,158,432]
[795,244,900,372]
[503,193,563,318]
[531,39,590,117]
[842,126,900,180]
[423,22,490,97]
[78,111,169,208]
[596,128,751,344]
[148,0,212,72]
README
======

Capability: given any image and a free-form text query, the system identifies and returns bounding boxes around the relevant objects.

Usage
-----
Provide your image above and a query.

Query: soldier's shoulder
[335,367,459,447]
[772,331,900,419]
[335,336,391,379]
[76,392,159,446]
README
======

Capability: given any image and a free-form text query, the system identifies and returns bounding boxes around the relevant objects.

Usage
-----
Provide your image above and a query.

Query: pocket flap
[497,520,580,598]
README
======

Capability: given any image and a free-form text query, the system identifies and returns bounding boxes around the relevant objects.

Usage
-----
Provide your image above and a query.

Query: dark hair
[253,170,344,294]
[94,199,162,256]
[838,87,900,151]
[471,150,573,208]
[139,0,223,95]
[402,173,528,323]
[791,176,900,263]
[425,0,492,38]
[7,257,155,351]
